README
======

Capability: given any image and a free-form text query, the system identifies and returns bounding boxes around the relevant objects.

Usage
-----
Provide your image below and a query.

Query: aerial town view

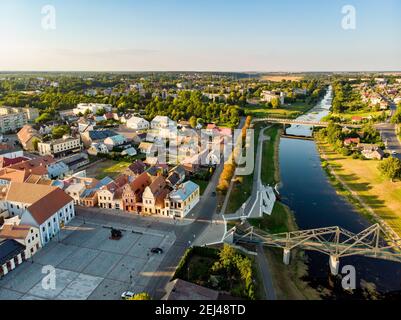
[0,0,400,313]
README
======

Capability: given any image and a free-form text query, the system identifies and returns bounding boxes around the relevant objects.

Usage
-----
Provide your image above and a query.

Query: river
[278,86,401,298]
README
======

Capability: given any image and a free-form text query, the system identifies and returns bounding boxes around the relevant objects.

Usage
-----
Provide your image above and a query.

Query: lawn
[243,102,314,119]
[249,201,297,234]
[225,124,262,214]
[192,179,209,195]
[318,141,401,237]
[261,126,280,186]
[323,110,390,122]
[86,160,132,179]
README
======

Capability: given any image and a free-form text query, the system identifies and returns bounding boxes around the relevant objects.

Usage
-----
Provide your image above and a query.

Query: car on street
[121,291,135,300]
[211,191,216,196]
[391,150,397,155]
[151,247,163,254]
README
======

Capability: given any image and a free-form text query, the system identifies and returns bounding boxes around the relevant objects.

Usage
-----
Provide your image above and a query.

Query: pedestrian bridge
[223,223,401,275]
[253,117,362,128]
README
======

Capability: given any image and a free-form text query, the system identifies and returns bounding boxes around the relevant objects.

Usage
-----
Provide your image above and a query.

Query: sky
[0,0,400,72]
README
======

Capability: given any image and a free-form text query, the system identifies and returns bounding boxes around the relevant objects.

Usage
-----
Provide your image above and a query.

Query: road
[76,117,247,299]
[375,101,401,160]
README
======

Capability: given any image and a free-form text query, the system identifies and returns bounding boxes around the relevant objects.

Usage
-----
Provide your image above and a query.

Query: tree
[189,116,197,128]
[95,107,106,116]
[270,97,280,109]
[51,125,70,139]
[378,157,401,182]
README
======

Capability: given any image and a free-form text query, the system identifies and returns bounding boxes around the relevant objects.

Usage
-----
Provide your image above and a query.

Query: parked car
[121,291,135,300]
[211,191,216,196]
[151,247,163,254]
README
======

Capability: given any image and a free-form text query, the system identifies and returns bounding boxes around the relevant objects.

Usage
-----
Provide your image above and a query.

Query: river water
[278,86,401,297]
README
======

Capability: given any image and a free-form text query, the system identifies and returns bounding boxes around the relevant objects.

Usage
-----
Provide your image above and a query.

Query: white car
[121,291,135,300]
[391,150,397,155]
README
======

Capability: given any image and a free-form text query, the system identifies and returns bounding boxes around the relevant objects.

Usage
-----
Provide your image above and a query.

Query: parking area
[0,218,176,300]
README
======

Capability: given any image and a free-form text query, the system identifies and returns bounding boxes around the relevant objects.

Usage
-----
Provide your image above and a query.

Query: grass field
[86,160,131,180]
[225,124,262,213]
[244,102,313,119]
[323,110,390,122]
[261,126,280,186]
[318,142,401,237]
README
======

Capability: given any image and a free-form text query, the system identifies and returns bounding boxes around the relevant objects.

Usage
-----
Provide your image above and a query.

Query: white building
[0,223,41,259]
[73,103,112,115]
[4,182,75,246]
[0,106,28,134]
[151,116,177,129]
[260,91,285,105]
[165,181,200,218]
[104,134,127,150]
[38,136,82,157]
[126,116,150,130]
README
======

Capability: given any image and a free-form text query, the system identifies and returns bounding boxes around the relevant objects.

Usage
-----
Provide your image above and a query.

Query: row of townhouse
[61,160,200,219]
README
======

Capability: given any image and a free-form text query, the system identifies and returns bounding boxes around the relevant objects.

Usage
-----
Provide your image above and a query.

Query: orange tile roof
[0,224,32,240]
[27,188,73,225]
[17,125,40,145]
[5,182,58,204]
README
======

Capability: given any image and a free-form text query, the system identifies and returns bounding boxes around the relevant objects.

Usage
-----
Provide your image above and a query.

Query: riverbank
[316,139,401,238]
[248,128,323,299]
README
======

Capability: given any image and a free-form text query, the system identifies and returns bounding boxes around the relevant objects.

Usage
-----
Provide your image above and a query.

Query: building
[151,116,177,129]
[4,182,75,246]
[0,224,41,259]
[0,106,28,134]
[126,116,150,130]
[17,125,42,151]
[142,175,169,215]
[23,107,40,122]
[80,129,117,147]
[260,91,285,105]
[73,103,112,116]
[0,239,26,277]
[38,136,82,157]
[124,160,147,177]
[165,181,200,218]
[138,142,155,155]
[80,176,113,207]
[358,143,385,160]
[87,142,109,156]
[121,172,152,212]
[97,174,129,210]
[104,134,127,150]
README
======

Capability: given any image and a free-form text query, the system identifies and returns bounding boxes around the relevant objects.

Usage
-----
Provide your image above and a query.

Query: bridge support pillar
[329,255,340,276]
[283,248,291,265]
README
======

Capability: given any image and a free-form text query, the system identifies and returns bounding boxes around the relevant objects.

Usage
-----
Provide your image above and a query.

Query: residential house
[0,224,41,259]
[358,143,385,160]
[80,176,114,207]
[17,125,42,151]
[104,134,127,151]
[121,172,152,212]
[151,116,176,129]
[126,116,150,130]
[344,137,361,147]
[80,129,117,147]
[165,181,200,218]
[124,160,147,177]
[97,174,129,210]
[142,176,169,215]
[87,142,109,156]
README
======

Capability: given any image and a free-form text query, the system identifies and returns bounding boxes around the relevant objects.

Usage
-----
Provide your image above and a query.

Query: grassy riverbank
[317,140,401,237]
[248,125,323,299]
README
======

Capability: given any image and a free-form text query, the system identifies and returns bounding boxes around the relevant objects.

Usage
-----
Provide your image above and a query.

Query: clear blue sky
[1,0,400,71]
